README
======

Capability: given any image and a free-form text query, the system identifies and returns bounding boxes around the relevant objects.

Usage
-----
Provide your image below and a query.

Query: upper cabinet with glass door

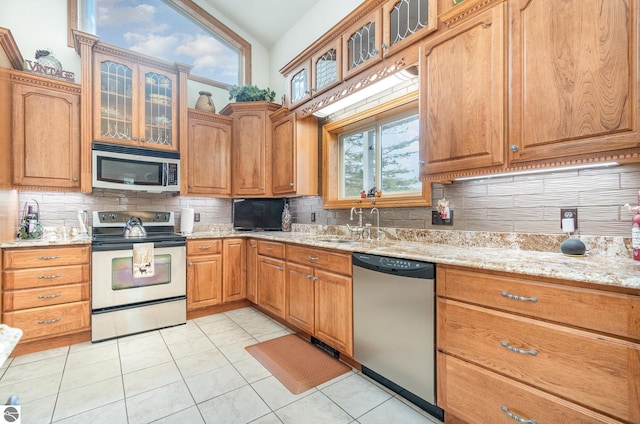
[312,38,342,98]
[286,60,312,108]
[93,50,180,152]
[382,0,437,57]
[342,9,383,80]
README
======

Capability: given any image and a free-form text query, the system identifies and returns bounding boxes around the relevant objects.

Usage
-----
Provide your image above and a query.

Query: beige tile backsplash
[3,163,638,239]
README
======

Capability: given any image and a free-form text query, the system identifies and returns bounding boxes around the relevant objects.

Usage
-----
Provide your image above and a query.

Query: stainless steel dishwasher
[353,253,443,421]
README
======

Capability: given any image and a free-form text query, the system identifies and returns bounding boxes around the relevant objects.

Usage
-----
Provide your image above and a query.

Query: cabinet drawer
[3,264,90,290]
[187,239,222,255]
[3,283,89,311]
[438,353,621,424]
[438,299,640,422]
[287,245,351,276]
[3,301,90,341]
[3,246,90,269]
[438,266,640,341]
[257,240,286,259]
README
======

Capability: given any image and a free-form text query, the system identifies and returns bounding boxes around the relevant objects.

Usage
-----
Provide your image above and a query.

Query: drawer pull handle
[38,255,61,261]
[308,256,319,261]
[38,274,61,279]
[198,245,212,250]
[501,291,537,303]
[38,317,62,325]
[37,293,61,299]
[501,406,537,424]
[265,247,274,251]
[500,341,537,356]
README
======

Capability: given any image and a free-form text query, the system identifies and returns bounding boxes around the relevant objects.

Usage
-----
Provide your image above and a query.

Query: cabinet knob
[188,184,193,188]
[188,262,193,267]
[289,182,294,187]
[251,244,257,248]
[133,137,138,141]
[278,267,284,271]
[381,43,388,50]
[418,160,425,166]
[509,144,519,152]
[259,186,265,190]
[140,138,146,142]
[72,177,78,182]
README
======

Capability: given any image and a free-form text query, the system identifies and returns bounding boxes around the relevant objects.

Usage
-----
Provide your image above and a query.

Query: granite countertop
[1,225,637,291]
[187,228,640,291]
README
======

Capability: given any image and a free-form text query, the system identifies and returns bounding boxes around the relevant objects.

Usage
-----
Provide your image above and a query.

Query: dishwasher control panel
[352,253,435,279]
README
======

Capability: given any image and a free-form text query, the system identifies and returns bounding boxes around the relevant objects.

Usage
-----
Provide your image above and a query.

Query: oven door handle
[92,240,186,251]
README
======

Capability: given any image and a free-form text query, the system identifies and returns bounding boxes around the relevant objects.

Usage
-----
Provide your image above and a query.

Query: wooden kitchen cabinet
[343,9,383,80]
[220,101,281,197]
[437,265,640,423]
[508,0,640,164]
[270,108,318,197]
[9,71,81,190]
[246,238,259,303]
[419,1,505,176]
[256,240,287,319]
[92,46,187,152]
[286,244,353,356]
[186,239,223,311]
[381,0,437,58]
[222,238,246,303]
[2,246,91,351]
[184,109,232,196]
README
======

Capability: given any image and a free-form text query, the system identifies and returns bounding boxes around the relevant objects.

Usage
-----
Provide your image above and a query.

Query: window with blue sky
[93,0,242,86]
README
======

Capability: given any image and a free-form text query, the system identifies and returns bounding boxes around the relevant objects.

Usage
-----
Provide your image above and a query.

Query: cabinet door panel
[187,254,222,310]
[272,114,296,195]
[315,269,353,356]
[187,112,232,196]
[223,239,246,303]
[509,0,639,162]
[257,256,286,319]
[420,4,505,174]
[12,82,80,188]
[246,239,259,303]
[286,262,315,334]
[233,111,268,196]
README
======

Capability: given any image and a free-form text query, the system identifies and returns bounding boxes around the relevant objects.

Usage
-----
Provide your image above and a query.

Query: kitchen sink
[315,238,359,243]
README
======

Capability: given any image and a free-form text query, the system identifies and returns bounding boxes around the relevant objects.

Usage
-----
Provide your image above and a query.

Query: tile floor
[0,307,442,424]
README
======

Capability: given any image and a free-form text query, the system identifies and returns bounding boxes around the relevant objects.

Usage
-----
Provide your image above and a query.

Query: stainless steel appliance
[92,142,180,192]
[91,211,186,342]
[352,253,444,421]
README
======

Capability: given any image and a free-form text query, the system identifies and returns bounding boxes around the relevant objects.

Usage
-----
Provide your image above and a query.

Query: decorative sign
[23,50,75,82]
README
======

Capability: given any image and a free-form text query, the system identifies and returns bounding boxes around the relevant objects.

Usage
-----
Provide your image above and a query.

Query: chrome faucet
[347,207,364,239]
[370,207,380,241]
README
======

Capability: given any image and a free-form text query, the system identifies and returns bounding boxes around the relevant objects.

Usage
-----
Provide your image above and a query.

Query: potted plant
[228,84,276,102]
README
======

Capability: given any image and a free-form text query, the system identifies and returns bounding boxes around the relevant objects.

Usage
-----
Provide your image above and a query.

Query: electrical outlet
[432,210,453,225]
[311,212,316,222]
[194,212,201,222]
[560,208,577,232]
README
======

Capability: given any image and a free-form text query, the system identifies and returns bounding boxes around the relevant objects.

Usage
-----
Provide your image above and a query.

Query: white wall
[268,0,364,99]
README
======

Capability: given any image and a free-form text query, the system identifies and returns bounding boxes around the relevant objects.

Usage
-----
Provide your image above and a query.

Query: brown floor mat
[246,334,351,394]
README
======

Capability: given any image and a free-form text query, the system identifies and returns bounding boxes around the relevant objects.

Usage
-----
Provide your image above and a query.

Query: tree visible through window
[91,0,243,86]
[340,112,420,198]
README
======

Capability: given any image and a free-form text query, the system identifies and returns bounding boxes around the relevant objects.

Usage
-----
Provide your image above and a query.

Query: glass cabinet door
[312,38,342,96]
[383,0,437,57]
[343,10,382,79]
[98,60,134,141]
[143,69,175,148]
[287,61,311,107]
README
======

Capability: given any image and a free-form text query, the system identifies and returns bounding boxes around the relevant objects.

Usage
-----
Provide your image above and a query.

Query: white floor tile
[0,372,62,404]
[123,360,182,397]
[249,412,284,424]
[53,375,124,422]
[321,373,392,419]
[232,356,272,383]
[217,338,259,363]
[198,384,271,424]
[9,346,68,366]
[65,342,119,369]
[251,376,316,411]
[357,397,438,424]
[117,331,166,357]
[153,405,205,424]
[21,393,56,424]
[119,344,173,374]
[0,355,66,387]
[208,326,254,347]
[60,357,121,392]
[174,348,229,379]
[275,391,354,424]
[126,380,195,423]
[52,400,128,424]
[165,332,216,359]
[185,363,247,403]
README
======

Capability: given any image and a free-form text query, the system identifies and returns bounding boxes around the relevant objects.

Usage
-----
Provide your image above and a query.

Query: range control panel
[93,211,174,227]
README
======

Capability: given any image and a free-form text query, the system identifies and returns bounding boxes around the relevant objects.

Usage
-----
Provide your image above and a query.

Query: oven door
[92,245,186,310]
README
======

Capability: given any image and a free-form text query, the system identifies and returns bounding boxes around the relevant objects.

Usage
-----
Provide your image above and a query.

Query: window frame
[322,91,431,209]
[67,0,251,88]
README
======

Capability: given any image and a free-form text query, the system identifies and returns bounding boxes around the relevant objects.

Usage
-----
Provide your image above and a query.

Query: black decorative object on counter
[560,237,586,256]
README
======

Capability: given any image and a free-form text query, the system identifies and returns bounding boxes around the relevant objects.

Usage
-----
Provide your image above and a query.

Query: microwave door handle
[163,163,168,186]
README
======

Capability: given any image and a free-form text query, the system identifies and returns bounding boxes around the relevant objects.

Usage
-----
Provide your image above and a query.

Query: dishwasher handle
[352,253,435,279]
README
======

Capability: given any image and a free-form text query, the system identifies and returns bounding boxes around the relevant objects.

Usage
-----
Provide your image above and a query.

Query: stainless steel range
[91,211,186,342]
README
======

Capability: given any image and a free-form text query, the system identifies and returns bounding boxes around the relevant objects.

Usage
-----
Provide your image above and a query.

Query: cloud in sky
[96,0,239,84]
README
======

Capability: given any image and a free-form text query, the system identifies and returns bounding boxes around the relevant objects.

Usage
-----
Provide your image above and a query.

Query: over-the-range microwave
[92,142,180,192]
